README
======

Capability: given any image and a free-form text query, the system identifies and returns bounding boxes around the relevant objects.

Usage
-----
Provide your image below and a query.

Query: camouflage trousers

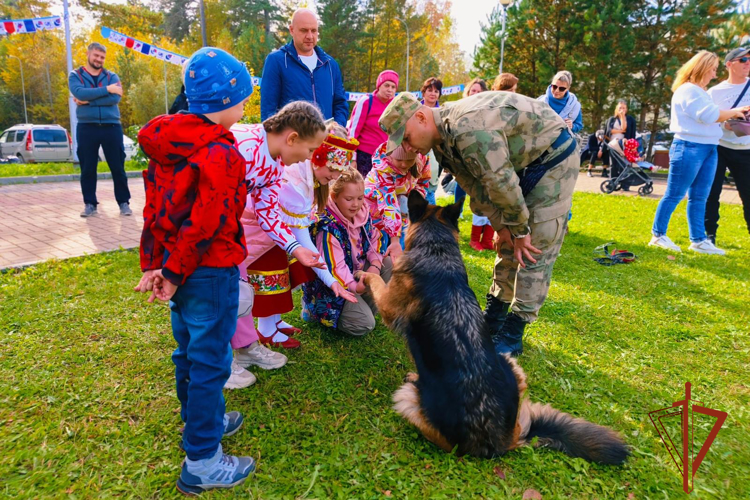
[488,152,579,323]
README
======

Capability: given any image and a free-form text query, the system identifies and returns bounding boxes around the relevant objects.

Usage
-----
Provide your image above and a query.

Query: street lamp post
[199,0,208,47]
[8,55,28,124]
[498,0,513,74]
[395,17,410,92]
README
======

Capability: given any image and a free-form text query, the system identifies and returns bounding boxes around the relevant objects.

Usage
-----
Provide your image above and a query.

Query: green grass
[0,161,143,178]
[1,192,748,498]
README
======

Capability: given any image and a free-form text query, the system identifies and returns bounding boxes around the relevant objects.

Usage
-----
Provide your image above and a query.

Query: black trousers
[77,122,130,206]
[705,145,750,238]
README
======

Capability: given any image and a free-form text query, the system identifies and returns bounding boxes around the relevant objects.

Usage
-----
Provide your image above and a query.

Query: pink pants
[231,265,259,349]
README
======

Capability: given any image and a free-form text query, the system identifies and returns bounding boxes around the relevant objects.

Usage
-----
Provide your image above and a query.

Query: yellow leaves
[242,85,262,125]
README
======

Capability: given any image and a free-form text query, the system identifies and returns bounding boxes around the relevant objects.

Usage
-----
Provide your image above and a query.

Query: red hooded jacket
[138,113,248,285]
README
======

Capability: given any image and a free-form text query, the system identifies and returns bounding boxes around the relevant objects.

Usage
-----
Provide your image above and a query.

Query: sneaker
[235,342,287,370]
[223,360,256,390]
[177,445,255,495]
[80,204,97,218]
[601,168,609,177]
[587,170,593,177]
[649,235,682,252]
[689,239,726,255]
[180,412,245,438]
[119,202,133,216]
[178,411,245,452]
[223,411,244,437]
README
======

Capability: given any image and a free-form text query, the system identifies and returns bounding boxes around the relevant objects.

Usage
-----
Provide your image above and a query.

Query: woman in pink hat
[348,69,399,177]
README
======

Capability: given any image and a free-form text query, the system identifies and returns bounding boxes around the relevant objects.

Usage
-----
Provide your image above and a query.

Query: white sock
[257,316,288,342]
[277,319,294,329]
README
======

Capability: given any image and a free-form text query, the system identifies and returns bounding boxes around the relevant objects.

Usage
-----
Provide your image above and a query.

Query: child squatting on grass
[302,168,393,336]
[230,102,330,354]
[223,117,360,390]
[133,47,256,494]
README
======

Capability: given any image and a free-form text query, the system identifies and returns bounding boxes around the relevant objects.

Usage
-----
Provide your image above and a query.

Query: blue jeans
[169,265,239,460]
[652,139,717,243]
[425,186,436,205]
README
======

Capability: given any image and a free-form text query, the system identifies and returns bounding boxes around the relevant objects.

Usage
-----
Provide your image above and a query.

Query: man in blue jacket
[68,42,131,218]
[260,9,349,126]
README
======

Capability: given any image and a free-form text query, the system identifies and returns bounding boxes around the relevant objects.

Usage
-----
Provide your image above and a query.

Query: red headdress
[310,134,360,171]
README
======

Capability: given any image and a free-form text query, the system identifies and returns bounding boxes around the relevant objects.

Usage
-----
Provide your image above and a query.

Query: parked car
[0,124,73,163]
[98,135,137,163]
[640,131,672,169]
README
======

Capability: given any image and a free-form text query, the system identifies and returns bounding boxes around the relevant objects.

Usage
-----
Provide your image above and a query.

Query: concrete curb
[0,170,142,186]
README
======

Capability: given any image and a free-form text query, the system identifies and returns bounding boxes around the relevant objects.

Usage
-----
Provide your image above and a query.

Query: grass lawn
[1,192,748,498]
[0,161,143,178]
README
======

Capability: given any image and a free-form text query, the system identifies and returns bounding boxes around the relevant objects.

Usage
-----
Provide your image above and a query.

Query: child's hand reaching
[292,247,326,269]
[331,282,358,303]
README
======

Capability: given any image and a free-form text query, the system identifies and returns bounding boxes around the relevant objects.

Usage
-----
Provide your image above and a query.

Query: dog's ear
[441,197,464,229]
[408,190,428,222]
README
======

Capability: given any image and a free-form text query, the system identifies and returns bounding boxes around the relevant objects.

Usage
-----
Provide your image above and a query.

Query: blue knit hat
[185,47,253,114]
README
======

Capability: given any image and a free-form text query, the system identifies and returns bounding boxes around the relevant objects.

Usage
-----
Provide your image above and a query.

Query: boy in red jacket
[134,47,255,495]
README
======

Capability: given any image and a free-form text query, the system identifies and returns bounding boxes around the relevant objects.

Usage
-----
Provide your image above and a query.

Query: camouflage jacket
[431,92,567,236]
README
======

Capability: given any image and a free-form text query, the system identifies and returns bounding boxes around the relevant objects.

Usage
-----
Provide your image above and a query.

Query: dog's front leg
[359,272,388,309]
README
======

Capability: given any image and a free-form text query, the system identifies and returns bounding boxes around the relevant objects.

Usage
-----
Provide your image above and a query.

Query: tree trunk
[367,6,375,87]
[45,63,55,122]
[647,103,661,158]
[264,8,271,52]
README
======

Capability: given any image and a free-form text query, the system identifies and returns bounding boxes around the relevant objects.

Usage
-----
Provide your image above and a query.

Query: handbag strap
[731,79,750,108]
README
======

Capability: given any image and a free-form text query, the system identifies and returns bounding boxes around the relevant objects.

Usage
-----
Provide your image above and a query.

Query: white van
[0,124,74,163]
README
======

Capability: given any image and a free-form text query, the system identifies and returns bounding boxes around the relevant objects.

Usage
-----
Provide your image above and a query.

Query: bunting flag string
[100,26,466,101]
[101,26,188,67]
[0,16,62,36]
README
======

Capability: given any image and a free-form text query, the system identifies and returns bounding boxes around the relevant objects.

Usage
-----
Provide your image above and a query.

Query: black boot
[493,313,527,357]
[484,294,510,338]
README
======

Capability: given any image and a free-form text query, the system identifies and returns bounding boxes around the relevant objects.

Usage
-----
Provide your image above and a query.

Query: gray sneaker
[80,204,98,218]
[235,342,287,370]
[223,360,256,390]
[119,202,133,216]
[177,444,255,495]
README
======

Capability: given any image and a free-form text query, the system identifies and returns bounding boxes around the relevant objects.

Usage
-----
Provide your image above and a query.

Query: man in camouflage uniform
[379,91,579,356]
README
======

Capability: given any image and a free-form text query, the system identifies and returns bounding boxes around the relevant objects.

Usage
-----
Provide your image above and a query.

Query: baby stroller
[600,137,654,196]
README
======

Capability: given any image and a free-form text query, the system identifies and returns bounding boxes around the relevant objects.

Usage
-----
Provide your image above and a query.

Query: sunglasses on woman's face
[551,84,568,92]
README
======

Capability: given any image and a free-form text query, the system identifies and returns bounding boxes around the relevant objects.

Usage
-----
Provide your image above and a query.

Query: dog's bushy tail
[519,401,629,465]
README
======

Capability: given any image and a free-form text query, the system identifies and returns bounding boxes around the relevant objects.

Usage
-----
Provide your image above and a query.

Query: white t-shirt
[299,54,318,73]
[708,78,750,150]
[669,83,722,145]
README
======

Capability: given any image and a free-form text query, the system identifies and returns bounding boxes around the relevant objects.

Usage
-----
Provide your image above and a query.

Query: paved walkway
[0,177,145,270]
[0,173,742,270]
[576,169,744,204]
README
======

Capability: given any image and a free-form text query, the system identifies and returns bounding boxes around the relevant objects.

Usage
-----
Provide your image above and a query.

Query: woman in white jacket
[650,51,750,255]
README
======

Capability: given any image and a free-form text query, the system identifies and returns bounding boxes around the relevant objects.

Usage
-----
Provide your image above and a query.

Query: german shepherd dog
[358,191,629,464]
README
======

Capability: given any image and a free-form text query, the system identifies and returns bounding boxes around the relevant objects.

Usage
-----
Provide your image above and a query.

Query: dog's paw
[355,271,374,286]
[404,372,419,383]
